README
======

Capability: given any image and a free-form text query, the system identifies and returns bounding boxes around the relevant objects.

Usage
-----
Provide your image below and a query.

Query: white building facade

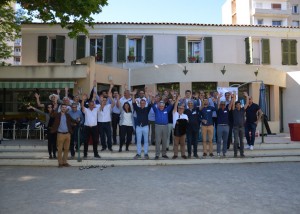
[0,22,299,133]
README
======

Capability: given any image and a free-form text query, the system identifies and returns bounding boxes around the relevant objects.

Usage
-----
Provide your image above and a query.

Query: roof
[23,22,300,29]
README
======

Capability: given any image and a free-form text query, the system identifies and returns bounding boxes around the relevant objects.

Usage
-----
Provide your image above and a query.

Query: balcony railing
[252,8,290,17]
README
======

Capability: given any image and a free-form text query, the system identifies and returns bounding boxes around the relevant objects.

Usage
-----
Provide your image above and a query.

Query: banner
[217,87,238,102]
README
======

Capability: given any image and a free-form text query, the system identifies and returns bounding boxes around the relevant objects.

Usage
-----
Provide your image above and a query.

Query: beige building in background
[0,22,299,133]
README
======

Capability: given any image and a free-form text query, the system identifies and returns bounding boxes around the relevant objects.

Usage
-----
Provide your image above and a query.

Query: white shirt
[84,106,100,126]
[97,104,112,122]
[172,111,189,128]
[120,112,133,126]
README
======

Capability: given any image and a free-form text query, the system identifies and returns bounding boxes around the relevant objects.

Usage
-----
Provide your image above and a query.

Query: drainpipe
[128,68,131,90]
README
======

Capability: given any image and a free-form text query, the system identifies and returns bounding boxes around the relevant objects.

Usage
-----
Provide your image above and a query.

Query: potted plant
[188,56,197,63]
[127,55,135,62]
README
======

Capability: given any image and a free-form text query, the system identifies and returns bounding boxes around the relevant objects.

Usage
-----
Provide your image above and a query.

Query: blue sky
[93,0,226,24]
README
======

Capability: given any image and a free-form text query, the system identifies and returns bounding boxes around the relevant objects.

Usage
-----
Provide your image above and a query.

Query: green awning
[0,81,75,89]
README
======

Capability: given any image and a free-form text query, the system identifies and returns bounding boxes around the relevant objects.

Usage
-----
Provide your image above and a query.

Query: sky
[92,0,226,24]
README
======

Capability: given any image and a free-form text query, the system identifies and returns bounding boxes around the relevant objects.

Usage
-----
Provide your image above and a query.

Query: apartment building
[0,22,299,133]
[222,0,300,26]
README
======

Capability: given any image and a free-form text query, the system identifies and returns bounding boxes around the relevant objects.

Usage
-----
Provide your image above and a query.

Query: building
[222,0,300,27]
[0,22,299,133]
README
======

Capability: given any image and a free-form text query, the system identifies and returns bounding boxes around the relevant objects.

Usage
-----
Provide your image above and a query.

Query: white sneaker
[245,145,251,149]
[250,145,254,151]
[217,153,220,157]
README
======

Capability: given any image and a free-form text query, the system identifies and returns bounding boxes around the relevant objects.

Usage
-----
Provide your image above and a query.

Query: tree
[0,0,108,64]
[17,0,108,37]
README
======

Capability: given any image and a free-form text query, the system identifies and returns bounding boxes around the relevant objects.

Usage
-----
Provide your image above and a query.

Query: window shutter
[281,39,289,65]
[76,35,86,59]
[204,37,213,63]
[245,37,253,64]
[37,36,47,63]
[261,39,270,64]
[145,35,153,63]
[104,35,113,63]
[55,35,65,63]
[177,36,186,63]
[290,40,298,65]
[117,35,126,62]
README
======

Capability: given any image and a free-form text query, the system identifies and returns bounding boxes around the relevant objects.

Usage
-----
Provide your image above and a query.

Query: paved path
[1,162,300,214]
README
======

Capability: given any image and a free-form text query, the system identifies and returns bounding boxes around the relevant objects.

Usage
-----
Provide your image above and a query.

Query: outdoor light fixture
[254,68,259,77]
[183,66,188,75]
[221,65,226,75]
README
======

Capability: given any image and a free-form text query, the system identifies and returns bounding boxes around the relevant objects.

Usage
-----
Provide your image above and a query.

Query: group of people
[28,82,263,167]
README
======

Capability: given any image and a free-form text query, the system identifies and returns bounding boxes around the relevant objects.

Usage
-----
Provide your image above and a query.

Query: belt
[218,124,228,126]
[156,124,167,126]
[58,132,69,134]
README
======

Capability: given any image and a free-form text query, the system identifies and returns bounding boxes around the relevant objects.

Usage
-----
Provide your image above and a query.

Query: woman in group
[118,102,134,152]
[27,104,57,159]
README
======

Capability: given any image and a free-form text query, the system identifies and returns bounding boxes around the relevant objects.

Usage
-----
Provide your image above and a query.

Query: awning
[0,81,74,89]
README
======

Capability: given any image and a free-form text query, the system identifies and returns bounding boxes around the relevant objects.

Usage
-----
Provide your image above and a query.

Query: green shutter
[261,39,270,64]
[117,35,126,62]
[37,36,47,63]
[177,36,186,63]
[76,35,86,59]
[145,36,153,63]
[55,35,65,63]
[245,37,253,64]
[104,35,113,63]
[204,37,213,63]
[281,39,289,65]
[290,40,298,65]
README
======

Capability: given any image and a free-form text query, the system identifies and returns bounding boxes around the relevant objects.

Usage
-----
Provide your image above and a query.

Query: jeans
[245,122,257,146]
[136,125,149,155]
[233,126,245,155]
[167,123,173,148]
[134,117,144,144]
[217,125,229,154]
[98,122,112,150]
[186,128,199,156]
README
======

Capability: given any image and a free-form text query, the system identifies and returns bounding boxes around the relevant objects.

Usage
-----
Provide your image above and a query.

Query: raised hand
[34,93,40,99]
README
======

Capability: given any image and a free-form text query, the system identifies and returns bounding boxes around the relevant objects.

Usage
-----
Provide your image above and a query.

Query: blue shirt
[152,104,173,125]
[68,110,84,125]
[58,114,68,132]
[200,106,217,126]
[184,107,200,130]
[217,107,230,125]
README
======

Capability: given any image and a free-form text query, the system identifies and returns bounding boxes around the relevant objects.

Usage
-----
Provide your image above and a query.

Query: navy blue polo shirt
[133,103,152,127]
[246,103,260,123]
[200,106,217,126]
[217,107,230,125]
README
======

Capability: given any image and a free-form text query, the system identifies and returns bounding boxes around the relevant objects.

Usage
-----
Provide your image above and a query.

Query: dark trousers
[84,126,99,156]
[70,125,79,157]
[119,125,133,150]
[213,117,218,142]
[245,122,257,146]
[111,113,120,144]
[47,130,57,156]
[227,123,233,149]
[186,128,199,156]
[98,122,112,149]
[233,126,245,155]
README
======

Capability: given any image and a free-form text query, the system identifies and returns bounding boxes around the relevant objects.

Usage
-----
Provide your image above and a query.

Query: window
[49,38,56,62]
[15,48,20,52]
[292,5,299,14]
[14,57,20,62]
[272,20,282,26]
[188,41,201,63]
[37,35,65,63]
[127,38,142,62]
[90,38,103,62]
[257,19,263,25]
[292,21,300,27]
[192,82,217,93]
[157,83,180,94]
[281,39,297,65]
[255,3,263,9]
[271,4,281,10]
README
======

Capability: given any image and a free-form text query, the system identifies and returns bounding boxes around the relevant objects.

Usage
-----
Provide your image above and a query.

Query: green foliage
[17,0,108,38]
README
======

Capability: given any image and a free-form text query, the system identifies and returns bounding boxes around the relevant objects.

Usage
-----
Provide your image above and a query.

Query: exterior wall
[236,0,251,24]
[284,71,300,132]
[222,0,233,24]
